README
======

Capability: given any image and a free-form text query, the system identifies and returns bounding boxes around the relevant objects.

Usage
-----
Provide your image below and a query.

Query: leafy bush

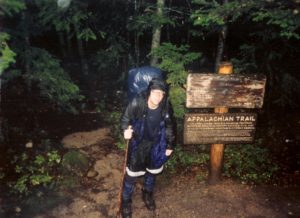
[165,143,279,184]
[104,110,125,149]
[9,150,61,196]
[104,111,122,136]
[150,42,201,120]
[224,144,279,184]
[2,47,83,113]
[0,0,25,16]
[92,43,125,72]
[25,47,84,112]
[165,145,209,174]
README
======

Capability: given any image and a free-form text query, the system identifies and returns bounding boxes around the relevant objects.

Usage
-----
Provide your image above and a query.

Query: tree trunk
[150,0,165,66]
[74,25,89,75]
[134,0,140,66]
[215,25,228,72]
[134,32,140,67]
[166,0,172,41]
[22,12,31,74]
[214,0,228,73]
[58,31,67,59]
[66,31,72,59]
[185,0,192,44]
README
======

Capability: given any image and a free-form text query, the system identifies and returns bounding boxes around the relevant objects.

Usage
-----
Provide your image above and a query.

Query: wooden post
[207,62,233,185]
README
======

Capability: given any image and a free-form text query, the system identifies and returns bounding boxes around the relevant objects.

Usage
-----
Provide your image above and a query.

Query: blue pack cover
[127,66,163,102]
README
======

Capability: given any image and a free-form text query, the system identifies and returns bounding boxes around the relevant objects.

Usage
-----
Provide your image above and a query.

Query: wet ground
[0,110,299,218]
[2,127,296,218]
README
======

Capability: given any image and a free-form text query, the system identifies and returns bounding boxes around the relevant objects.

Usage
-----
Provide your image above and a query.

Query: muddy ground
[1,126,300,218]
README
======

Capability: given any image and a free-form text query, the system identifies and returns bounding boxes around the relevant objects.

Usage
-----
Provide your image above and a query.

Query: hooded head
[148,78,167,93]
[147,78,167,109]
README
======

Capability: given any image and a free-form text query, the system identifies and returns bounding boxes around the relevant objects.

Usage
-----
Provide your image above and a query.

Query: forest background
[0,0,299,209]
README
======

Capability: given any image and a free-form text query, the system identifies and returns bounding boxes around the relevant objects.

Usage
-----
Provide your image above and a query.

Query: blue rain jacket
[121,91,176,175]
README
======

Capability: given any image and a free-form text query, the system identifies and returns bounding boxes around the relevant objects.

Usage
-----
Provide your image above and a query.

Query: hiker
[120,78,176,217]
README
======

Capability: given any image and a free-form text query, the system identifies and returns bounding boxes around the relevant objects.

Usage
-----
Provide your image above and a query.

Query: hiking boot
[121,199,132,218]
[142,188,156,211]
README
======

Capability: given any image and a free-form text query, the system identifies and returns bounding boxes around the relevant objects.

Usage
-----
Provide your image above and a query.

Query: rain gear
[121,91,175,176]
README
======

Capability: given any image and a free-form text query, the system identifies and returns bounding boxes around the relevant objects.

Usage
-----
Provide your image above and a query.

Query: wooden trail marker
[184,62,266,185]
[186,73,266,109]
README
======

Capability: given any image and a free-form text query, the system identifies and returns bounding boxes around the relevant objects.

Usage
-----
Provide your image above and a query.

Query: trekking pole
[117,126,132,218]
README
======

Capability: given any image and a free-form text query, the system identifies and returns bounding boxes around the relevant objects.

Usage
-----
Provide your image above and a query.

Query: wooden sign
[184,113,257,144]
[186,74,266,108]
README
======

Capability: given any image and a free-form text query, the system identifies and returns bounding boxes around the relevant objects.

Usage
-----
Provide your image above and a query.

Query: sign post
[208,62,232,184]
[185,62,266,185]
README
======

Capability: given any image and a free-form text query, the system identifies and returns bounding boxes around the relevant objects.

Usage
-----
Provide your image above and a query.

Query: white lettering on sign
[186,115,256,122]
[235,115,256,122]
[184,113,257,144]
[187,116,235,122]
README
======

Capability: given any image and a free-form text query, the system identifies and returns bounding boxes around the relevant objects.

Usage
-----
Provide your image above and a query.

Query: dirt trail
[35,127,300,218]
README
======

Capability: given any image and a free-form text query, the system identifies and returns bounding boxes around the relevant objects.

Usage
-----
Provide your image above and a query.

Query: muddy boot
[142,188,156,211]
[121,199,132,218]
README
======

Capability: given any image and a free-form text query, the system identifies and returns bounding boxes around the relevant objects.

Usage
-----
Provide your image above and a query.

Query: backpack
[127,66,163,103]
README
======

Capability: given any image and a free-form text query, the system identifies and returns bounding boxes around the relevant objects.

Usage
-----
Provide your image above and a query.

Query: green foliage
[165,145,209,173]
[150,42,201,119]
[230,44,258,74]
[168,86,186,119]
[9,150,61,196]
[104,110,126,150]
[0,0,26,16]
[191,0,225,27]
[92,42,126,72]
[191,0,253,30]
[0,33,16,75]
[36,0,71,32]
[19,47,83,112]
[224,144,279,184]
[151,43,200,76]
[166,143,279,184]
[104,110,122,138]
[253,7,300,39]
[77,28,97,41]
[37,0,97,41]
[127,3,175,36]
[116,141,126,150]
[192,0,300,39]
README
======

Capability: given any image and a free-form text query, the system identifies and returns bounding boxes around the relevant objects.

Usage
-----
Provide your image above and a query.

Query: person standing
[120,78,176,218]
